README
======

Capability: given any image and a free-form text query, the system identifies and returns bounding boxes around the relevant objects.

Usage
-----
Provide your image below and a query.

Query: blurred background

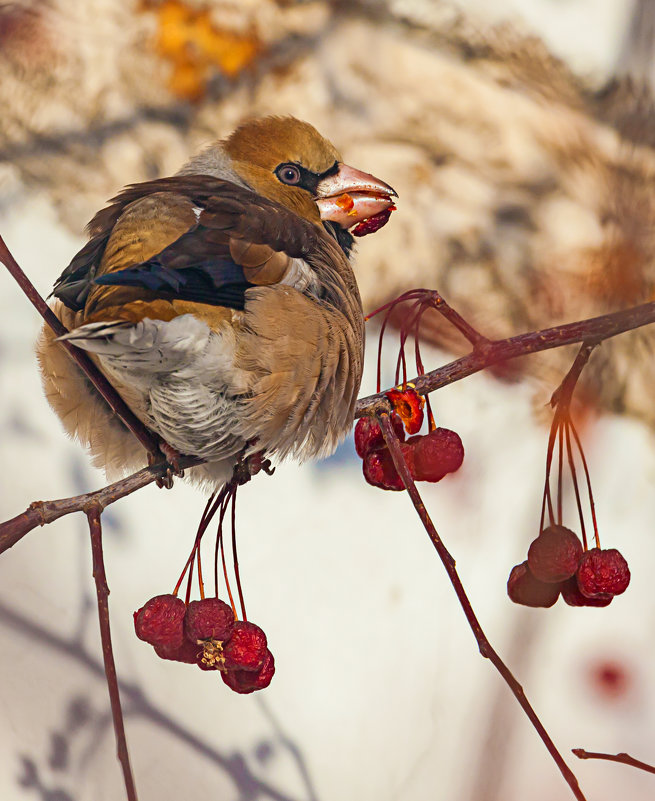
[2,0,655,799]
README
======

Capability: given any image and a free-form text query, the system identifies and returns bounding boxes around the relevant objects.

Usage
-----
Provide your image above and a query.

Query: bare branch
[0,234,162,456]
[378,413,588,801]
[0,455,203,554]
[356,301,655,417]
[87,504,138,800]
[573,749,655,776]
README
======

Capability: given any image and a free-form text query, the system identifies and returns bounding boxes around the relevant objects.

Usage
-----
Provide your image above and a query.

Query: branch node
[28,501,46,527]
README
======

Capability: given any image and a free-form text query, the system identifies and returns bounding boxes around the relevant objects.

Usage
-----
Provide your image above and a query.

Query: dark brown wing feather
[52,175,327,312]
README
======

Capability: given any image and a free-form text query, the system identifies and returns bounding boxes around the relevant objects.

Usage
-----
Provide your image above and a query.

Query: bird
[36,116,397,489]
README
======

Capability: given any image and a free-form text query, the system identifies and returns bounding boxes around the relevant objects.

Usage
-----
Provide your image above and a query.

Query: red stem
[557,421,564,525]
[569,422,601,549]
[564,419,588,550]
[213,493,231,598]
[378,413,588,801]
[230,488,247,621]
[87,504,138,801]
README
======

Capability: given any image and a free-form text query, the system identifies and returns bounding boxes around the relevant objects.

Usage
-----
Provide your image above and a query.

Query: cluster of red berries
[355,388,464,491]
[507,525,630,608]
[134,594,274,694]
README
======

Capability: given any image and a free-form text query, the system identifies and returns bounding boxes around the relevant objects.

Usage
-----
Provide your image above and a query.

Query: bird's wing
[52,176,325,315]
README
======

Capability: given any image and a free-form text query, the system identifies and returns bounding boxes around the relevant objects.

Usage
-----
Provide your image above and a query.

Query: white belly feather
[62,313,253,460]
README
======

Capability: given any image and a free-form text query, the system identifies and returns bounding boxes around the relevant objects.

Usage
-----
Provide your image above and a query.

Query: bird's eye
[276,164,302,185]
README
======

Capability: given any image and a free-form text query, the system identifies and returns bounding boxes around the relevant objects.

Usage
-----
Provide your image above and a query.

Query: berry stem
[173,487,227,598]
[219,526,237,619]
[213,491,231,598]
[556,421,564,526]
[394,300,424,388]
[197,544,205,600]
[378,413,589,801]
[569,422,601,549]
[427,290,491,349]
[542,408,561,528]
[564,419,588,550]
[231,487,247,621]
[86,504,138,801]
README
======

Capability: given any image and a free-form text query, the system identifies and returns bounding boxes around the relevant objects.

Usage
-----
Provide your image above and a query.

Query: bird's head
[186,116,397,256]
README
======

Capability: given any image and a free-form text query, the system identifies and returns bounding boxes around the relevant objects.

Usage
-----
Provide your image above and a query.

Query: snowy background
[2,1,655,800]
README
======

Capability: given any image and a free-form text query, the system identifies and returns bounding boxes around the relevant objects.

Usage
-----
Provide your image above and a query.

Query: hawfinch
[37,116,396,488]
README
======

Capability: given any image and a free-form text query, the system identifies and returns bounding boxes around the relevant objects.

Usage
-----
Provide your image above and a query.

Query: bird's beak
[315,164,397,237]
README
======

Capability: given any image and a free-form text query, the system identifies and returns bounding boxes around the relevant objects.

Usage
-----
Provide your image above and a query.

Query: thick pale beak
[315,163,397,236]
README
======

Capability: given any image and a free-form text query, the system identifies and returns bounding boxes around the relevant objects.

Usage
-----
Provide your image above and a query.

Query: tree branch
[87,504,138,800]
[378,412,588,801]
[573,748,655,776]
[0,233,162,456]
[356,300,655,416]
[0,456,202,554]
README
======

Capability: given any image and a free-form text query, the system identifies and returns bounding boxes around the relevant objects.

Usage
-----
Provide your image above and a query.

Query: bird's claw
[148,442,184,489]
[232,450,274,486]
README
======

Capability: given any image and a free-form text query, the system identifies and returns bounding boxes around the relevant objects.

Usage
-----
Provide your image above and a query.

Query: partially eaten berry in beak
[315,163,397,236]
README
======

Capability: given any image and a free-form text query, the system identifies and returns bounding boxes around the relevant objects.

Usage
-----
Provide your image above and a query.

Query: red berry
[134,594,186,648]
[155,638,203,664]
[351,207,394,237]
[527,525,583,583]
[184,598,234,643]
[385,387,424,434]
[577,548,630,598]
[507,562,560,608]
[362,443,416,491]
[561,577,613,607]
[221,649,275,694]
[222,621,268,672]
[354,414,404,459]
[412,428,464,482]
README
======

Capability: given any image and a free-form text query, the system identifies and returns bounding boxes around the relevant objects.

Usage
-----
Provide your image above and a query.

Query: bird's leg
[148,441,185,489]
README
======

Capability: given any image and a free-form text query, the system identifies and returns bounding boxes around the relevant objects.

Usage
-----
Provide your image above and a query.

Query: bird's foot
[232,448,275,486]
[148,441,185,489]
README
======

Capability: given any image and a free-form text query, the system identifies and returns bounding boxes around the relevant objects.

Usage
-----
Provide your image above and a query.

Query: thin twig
[572,749,655,776]
[0,233,160,455]
[550,343,597,408]
[428,289,491,348]
[87,504,138,801]
[378,413,588,801]
[0,456,203,554]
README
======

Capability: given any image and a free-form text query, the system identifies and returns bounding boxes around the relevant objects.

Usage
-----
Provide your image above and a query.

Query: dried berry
[561,577,613,607]
[527,525,583,583]
[362,443,416,490]
[354,414,404,459]
[155,638,203,664]
[386,387,424,434]
[352,207,394,237]
[507,562,560,608]
[222,621,268,672]
[412,428,464,482]
[184,598,234,643]
[577,548,630,598]
[134,594,186,648]
[221,649,275,694]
